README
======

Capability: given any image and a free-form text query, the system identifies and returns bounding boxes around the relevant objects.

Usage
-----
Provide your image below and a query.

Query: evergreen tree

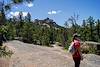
[26,12,31,22]
[95,19,100,42]
[86,16,95,41]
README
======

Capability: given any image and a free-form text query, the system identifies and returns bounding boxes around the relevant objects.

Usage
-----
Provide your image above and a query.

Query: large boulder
[81,41,100,55]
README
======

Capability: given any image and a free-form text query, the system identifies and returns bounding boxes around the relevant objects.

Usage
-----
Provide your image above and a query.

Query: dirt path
[3,40,100,67]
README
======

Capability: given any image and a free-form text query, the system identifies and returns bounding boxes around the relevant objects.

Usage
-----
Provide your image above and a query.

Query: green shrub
[64,44,70,50]
[81,45,96,54]
[0,46,13,58]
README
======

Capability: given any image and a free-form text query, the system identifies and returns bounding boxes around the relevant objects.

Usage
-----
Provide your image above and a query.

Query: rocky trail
[0,40,100,67]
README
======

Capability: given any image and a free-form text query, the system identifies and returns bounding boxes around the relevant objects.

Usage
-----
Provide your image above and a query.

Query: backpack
[68,42,75,55]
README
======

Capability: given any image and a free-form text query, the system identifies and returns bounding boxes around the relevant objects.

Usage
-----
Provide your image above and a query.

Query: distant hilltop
[33,17,65,29]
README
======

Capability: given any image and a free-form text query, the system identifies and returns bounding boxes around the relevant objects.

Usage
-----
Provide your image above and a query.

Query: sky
[1,0,100,26]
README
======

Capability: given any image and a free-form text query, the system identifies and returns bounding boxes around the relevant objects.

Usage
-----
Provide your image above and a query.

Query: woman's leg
[73,58,80,67]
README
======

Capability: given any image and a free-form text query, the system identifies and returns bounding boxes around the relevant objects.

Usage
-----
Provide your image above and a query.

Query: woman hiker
[70,33,83,67]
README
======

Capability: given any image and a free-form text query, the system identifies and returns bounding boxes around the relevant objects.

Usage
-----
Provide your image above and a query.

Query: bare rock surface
[1,40,100,67]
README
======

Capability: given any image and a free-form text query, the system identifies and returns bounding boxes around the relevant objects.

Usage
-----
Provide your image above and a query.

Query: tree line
[0,11,68,47]
[0,0,100,48]
[65,16,100,43]
[1,14,100,48]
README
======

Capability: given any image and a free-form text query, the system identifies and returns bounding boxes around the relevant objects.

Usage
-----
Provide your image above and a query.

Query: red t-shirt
[73,40,81,59]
